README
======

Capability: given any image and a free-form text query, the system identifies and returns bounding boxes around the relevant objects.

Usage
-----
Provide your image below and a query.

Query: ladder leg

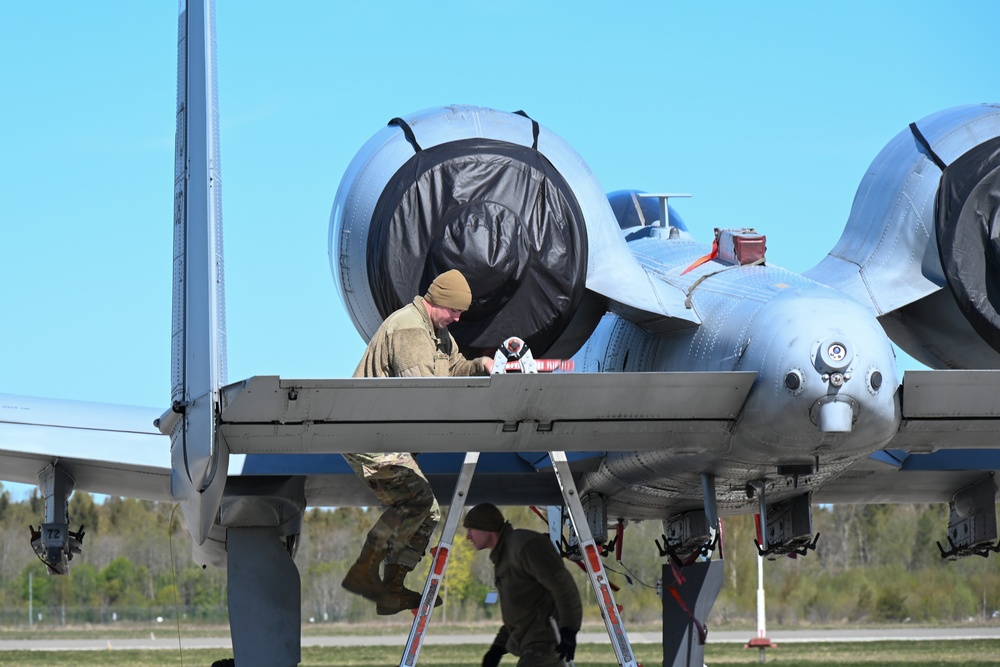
[399,451,480,667]
[550,451,638,667]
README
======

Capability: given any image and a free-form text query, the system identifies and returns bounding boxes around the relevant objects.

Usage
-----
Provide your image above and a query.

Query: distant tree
[910,504,948,570]
[18,563,53,604]
[28,489,43,516]
[153,582,179,608]
[301,560,345,622]
[443,528,487,616]
[873,583,909,621]
[716,514,757,619]
[0,488,11,521]
[69,492,100,536]
[854,577,874,622]
[175,565,227,614]
[71,562,101,607]
[101,556,150,607]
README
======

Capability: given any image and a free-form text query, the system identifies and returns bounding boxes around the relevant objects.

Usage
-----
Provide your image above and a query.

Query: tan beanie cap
[424,269,472,311]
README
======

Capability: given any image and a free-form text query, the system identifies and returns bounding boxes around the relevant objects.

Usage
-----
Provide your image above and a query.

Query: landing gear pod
[330,106,605,357]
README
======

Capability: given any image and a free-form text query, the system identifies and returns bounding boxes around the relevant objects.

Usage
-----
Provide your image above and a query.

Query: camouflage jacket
[353,296,487,378]
[348,297,487,475]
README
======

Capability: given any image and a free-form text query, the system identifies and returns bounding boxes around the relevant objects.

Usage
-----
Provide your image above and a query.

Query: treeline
[0,485,996,628]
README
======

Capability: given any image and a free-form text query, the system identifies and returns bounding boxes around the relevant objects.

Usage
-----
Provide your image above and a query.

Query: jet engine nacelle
[806,104,1000,369]
[328,105,693,360]
[329,106,612,358]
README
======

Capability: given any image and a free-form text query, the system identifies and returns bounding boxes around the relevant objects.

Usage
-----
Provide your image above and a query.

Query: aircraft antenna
[637,193,691,231]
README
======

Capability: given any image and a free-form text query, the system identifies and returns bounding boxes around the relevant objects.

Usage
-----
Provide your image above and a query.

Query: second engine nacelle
[806,103,1000,369]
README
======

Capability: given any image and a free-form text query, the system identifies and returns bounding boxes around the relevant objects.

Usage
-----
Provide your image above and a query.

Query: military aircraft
[3,1,1000,666]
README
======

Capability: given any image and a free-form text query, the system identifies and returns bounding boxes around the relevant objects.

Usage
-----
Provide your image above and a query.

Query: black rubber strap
[388,117,422,153]
[513,110,539,150]
[909,122,947,171]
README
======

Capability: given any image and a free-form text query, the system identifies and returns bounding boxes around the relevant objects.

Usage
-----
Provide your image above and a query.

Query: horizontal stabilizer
[0,394,169,500]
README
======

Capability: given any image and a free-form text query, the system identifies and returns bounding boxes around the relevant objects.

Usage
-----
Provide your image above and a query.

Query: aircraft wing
[0,372,753,506]
[0,394,170,501]
[219,372,755,454]
[6,369,997,509]
[894,370,1000,450]
[816,369,1000,504]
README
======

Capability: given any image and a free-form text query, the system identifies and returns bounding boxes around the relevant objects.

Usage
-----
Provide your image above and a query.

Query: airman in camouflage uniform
[341,270,493,615]
[464,503,583,667]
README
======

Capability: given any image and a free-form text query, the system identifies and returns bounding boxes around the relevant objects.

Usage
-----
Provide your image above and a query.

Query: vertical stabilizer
[169,0,229,545]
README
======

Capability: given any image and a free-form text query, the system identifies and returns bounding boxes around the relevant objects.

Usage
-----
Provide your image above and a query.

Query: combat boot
[375,563,444,615]
[341,540,392,605]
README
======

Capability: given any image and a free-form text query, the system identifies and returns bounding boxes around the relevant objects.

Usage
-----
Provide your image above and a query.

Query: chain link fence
[0,604,229,626]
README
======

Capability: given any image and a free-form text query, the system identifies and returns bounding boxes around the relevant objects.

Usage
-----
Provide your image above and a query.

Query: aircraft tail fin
[168,0,229,545]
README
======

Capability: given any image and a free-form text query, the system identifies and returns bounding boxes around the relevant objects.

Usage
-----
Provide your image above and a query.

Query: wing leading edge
[818,370,1000,504]
[218,372,755,454]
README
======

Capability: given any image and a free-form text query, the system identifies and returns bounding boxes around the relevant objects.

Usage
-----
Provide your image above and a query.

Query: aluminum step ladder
[398,338,638,667]
[398,450,480,667]
[550,449,638,667]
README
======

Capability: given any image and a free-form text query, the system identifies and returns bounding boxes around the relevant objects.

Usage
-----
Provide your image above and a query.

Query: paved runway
[2,626,999,651]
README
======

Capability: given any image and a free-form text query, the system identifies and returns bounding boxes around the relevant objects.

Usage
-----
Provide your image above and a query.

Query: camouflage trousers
[343,452,441,569]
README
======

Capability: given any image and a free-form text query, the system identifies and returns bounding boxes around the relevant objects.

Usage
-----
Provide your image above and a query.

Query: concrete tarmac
[2,626,999,651]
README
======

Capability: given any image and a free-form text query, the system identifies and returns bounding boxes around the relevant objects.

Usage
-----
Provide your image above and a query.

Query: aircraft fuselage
[574,230,901,517]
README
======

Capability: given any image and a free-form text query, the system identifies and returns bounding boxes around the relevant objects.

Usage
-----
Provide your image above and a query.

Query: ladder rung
[399,451,479,667]
[550,451,638,667]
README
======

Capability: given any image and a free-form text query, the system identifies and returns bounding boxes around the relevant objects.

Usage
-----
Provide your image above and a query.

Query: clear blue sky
[2,1,995,415]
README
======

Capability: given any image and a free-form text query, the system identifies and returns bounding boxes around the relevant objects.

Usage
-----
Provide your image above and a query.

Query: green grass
[1,640,999,667]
